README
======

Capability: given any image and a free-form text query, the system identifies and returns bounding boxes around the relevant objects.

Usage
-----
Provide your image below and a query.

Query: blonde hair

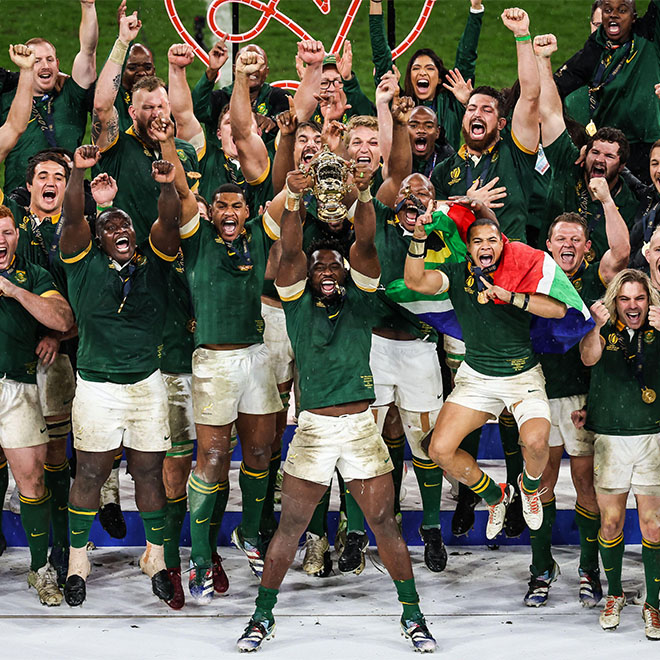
[603,268,660,324]
[343,115,379,147]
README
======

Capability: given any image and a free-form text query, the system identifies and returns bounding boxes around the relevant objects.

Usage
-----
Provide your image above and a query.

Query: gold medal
[585,247,596,263]
[186,318,197,334]
[585,120,597,137]
[642,387,657,404]
[477,290,489,305]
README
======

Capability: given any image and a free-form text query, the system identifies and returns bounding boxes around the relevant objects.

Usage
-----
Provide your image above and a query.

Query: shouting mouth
[115,236,131,254]
[320,277,337,296]
[470,119,486,140]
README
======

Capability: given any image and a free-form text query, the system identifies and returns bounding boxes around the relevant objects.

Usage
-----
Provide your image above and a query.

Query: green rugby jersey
[114,86,133,132]
[3,193,68,296]
[197,137,274,214]
[61,238,173,384]
[586,322,660,435]
[279,277,378,411]
[1,78,89,193]
[540,260,605,400]
[161,251,195,375]
[0,254,60,383]
[181,214,277,346]
[431,133,536,243]
[438,260,537,377]
[95,127,200,244]
[541,130,638,259]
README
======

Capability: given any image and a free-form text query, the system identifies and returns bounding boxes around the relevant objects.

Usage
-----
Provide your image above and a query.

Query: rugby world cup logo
[164,0,436,89]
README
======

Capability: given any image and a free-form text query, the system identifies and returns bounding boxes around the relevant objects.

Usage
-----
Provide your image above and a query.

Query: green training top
[370,8,482,150]
[181,214,276,346]
[541,130,639,259]
[61,237,173,384]
[540,260,605,400]
[279,277,378,411]
[1,78,89,193]
[161,251,195,375]
[586,322,660,435]
[95,127,200,243]
[439,260,538,377]
[0,254,60,383]
[431,134,536,243]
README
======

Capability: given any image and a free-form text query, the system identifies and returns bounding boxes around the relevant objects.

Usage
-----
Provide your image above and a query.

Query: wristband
[96,203,111,213]
[514,34,532,42]
[408,239,426,256]
[511,292,525,309]
[285,193,300,212]
[407,251,425,259]
[109,38,129,66]
[357,188,372,203]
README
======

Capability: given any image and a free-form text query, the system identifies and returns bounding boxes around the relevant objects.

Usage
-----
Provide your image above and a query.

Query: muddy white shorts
[162,372,195,457]
[0,377,48,449]
[283,410,393,486]
[593,432,660,495]
[261,302,295,385]
[72,371,170,452]
[36,354,75,418]
[192,344,282,426]
[548,394,594,456]
[447,362,550,427]
[370,334,443,411]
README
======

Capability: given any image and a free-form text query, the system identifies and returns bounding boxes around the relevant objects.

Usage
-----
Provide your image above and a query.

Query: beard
[134,117,159,150]
[462,124,499,153]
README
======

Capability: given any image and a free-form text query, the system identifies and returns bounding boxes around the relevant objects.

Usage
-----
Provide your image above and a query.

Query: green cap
[322,54,337,67]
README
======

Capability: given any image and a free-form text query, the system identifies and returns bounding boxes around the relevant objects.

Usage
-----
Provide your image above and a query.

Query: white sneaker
[517,474,544,531]
[302,533,330,575]
[600,594,626,630]
[28,563,63,606]
[642,603,660,640]
[485,484,514,540]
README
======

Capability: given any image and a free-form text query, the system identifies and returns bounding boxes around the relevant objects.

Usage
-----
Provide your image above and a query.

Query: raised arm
[533,34,565,147]
[374,72,397,174]
[348,173,379,279]
[0,45,35,163]
[292,40,324,122]
[0,277,73,333]
[580,300,609,366]
[369,0,394,88]
[167,43,203,144]
[61,145,97,255]
[503,8,540,153]
[272,97,298,195]
[149,160,181,258]
[454,0,485,82]
[91,4,142,150]
[404,203,450,294]
[71,0,98,89]
[275,170,310,288]
[377,88,414,208]
[589,177,631,283]
[230,50,269,183]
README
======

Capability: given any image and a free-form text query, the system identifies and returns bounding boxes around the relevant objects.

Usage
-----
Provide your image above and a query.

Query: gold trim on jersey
[511,130,538,155]
[148,236,178,262]
[61,240,92,264]
[276,278,306,302]
[262,209,280,241]
[179,213,201,239]
[247,157,271,186]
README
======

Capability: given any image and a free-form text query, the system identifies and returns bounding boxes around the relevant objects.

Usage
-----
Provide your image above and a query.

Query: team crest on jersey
[19,215,29,231]
[606,333,619,350]
[257,102,267,116]
[448,167,461,186]
[644,329,655,344]
[177,149,187,163]
[136,254,147,267]
[492,150,500,163]
[14,270,27,284]
[572,278,583,292]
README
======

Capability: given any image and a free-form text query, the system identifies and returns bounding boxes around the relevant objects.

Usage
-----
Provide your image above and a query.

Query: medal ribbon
[30,213,64,267]
[224,232,253,271]
[115,254,139,314]
[32,94,57,147]
[465,151,494,190]
[614,321,651,394]
[588,39,634,116]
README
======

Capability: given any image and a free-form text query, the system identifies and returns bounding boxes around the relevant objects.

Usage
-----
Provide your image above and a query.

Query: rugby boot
[302,532,332,577]
[400,615,437,653]
[485,484,514,540]
[578,568,603,608]
[420,527,447,573]
[165,567,185,610]
[338,531,368,575]
[642,603,660,640]
[237,618,276,652]
[211,551,229,594]
[28,562,63,606]
[524,561,560,607]
[600,594,626,630]
[504,488,527,538]
[451,485,479,537]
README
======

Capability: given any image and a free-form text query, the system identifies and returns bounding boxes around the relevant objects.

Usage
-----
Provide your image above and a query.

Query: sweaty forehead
[468,94,498,109]
[215,192,246,205]
[310,249,342,266]
[133,87,168,105]
[409,107,437,123]
[399,174,433,195]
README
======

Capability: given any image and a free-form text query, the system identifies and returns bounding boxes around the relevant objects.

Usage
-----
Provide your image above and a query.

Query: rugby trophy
[301,145,354,224]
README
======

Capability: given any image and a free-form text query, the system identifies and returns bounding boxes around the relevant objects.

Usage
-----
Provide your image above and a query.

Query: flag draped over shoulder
[386,203,595,354]
[385,203,469,339]
[486,240,595,353]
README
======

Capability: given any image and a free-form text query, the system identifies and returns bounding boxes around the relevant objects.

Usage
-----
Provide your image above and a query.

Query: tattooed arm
[92,3,141,150]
